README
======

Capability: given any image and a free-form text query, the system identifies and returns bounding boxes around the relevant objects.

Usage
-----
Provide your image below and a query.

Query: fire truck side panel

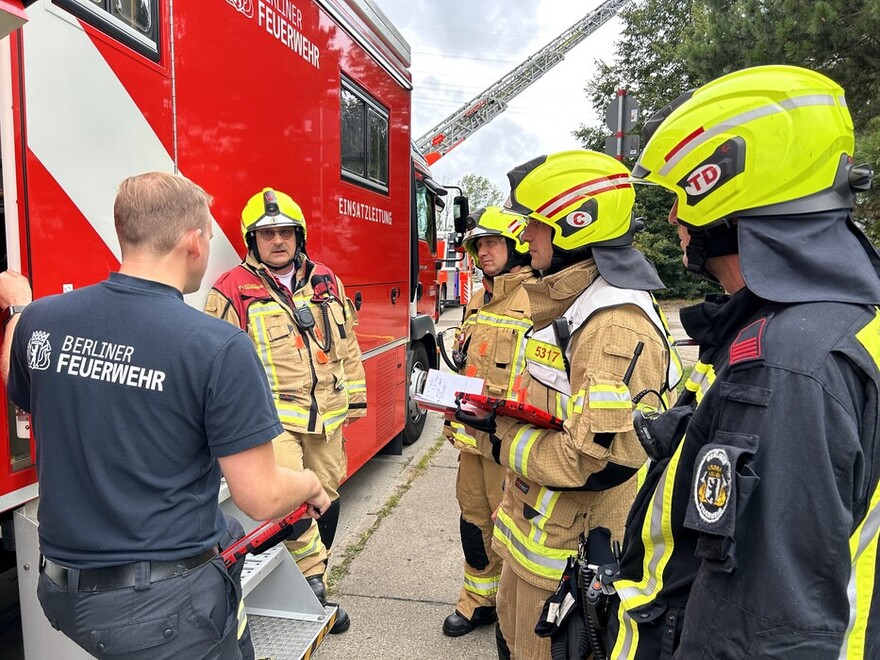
[0,0,425,503]
[174,1,412,474]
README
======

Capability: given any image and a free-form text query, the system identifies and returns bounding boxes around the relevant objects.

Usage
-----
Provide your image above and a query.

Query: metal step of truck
[220,482,335,660]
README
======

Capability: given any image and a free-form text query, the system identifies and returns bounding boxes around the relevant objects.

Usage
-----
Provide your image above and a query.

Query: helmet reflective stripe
[657,94,837,178]
[536,173,631,219]
[506,150,636,252]
[250,212,304,228]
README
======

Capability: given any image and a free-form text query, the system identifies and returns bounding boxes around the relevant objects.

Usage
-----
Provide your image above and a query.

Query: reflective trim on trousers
[464,571,501,597]
[290,526,325,559]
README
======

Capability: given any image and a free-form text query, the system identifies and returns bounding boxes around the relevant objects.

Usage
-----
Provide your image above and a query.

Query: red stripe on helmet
[536,173,631,216]
[665,127,705,162]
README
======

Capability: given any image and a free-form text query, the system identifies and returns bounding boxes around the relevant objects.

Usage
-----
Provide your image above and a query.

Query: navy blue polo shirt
[8,273,283,568]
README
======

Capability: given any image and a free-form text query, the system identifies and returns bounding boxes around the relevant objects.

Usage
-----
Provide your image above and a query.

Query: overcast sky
[377,0,623,199]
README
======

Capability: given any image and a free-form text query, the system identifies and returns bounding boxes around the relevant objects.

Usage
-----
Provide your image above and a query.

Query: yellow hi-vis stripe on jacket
[611,439,686,660]
[684,361,714,404]
[527,487,563,546]
[237,600,247,639]
[450,420,477,448]
[612,362,717,658]
[589,383,632,409]
[463,571,501,596]
[527,276,682,397]
[493,507,576,582]
[471,308,532,398]
[508,424,544,479]
[841,311,880,658]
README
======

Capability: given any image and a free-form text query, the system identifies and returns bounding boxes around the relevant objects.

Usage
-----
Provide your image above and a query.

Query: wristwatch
[3,304,27,327]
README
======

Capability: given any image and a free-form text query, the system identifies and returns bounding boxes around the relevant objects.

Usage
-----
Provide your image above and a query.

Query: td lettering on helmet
[685,164,721,196]
[677,137,746,206]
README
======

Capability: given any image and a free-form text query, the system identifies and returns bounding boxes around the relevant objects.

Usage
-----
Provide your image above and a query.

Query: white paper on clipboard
[413,369,485,413]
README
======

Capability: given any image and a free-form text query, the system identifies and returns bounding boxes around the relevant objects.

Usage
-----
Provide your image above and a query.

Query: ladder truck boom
[415,0,632,164]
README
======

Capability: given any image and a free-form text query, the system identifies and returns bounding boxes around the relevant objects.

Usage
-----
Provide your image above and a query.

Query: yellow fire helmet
[631,64,856,228]
[240,187,307,247]
[505,149,636,252]
[461,206,529,263]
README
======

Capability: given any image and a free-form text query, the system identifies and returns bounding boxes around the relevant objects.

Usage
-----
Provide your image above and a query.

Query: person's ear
[185,228,204,259]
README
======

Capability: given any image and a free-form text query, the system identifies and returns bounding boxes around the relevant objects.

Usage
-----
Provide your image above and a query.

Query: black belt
[42,546,219,592]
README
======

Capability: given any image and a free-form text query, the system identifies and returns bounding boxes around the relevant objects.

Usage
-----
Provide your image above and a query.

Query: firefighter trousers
[455,451,506,619]
[273,427,347,579]
[497,562,553,660]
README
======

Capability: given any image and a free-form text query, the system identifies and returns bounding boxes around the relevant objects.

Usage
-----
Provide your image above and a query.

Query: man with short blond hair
[0,171,330,659]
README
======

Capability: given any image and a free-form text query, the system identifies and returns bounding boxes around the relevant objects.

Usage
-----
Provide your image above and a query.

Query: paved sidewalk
[317,434,496,660]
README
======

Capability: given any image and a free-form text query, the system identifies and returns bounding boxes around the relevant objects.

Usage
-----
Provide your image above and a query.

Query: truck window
[341,77,389,193]
[415,179,437,253]
[54,0,159,61]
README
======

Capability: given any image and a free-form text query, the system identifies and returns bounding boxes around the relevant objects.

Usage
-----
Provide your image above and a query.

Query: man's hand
[305,488,332,520]
[0,270,32,310]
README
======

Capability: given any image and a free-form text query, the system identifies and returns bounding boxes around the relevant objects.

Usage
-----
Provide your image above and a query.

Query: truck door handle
[391,287,400,304]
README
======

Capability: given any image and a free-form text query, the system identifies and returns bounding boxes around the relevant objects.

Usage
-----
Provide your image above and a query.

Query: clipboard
[456,393,565,431]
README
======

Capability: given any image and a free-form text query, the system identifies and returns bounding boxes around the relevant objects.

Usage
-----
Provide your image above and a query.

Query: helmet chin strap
[684,221,739,282]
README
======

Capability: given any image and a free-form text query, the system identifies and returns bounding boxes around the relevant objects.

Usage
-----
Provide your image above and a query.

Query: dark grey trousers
[38,514,254,659]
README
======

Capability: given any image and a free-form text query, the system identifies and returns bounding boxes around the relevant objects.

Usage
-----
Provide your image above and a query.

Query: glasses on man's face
[256,227,295,241]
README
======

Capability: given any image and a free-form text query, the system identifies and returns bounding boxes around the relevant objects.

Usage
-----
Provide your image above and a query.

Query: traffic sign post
[604,89,640,160]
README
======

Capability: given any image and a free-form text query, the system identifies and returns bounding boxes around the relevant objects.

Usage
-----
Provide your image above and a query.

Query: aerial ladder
[415,0,632,165]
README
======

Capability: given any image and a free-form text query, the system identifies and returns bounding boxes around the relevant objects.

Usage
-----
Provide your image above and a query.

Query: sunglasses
[256,228,295,240]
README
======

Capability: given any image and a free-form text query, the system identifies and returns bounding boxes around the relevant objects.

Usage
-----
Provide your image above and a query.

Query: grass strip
[326,434,446,593]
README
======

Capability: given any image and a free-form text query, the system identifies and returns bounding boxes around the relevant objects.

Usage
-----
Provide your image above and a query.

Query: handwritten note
[413,369,484,412]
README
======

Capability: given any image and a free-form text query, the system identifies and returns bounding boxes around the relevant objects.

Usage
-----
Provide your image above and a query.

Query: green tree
[457,173,503,210]
[576,0,880,292]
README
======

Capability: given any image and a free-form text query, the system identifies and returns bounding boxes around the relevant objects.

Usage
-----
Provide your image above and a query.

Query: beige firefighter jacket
[475,259,675,591]
[204,253,367,436]
[443,267,536,454]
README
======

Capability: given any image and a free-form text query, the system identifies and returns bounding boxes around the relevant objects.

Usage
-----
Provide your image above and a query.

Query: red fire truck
[437,230,482,310]
[0,0,454,654]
